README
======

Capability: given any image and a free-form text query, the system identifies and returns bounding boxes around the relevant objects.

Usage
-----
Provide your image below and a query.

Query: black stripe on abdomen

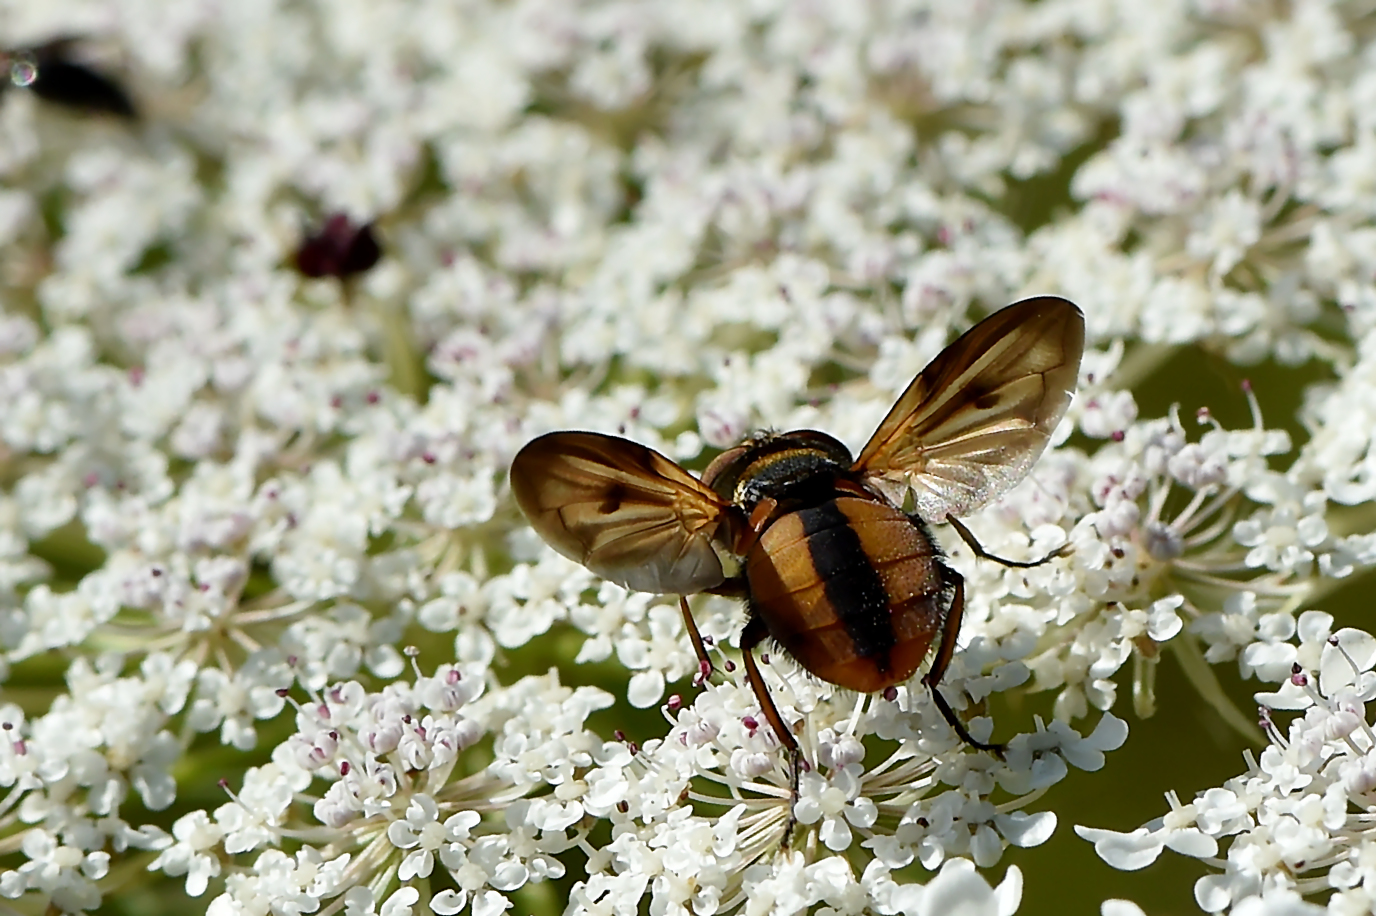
[798,500,895,669]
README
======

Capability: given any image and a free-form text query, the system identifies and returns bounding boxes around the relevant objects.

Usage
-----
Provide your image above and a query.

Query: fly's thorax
[700,430,854,512]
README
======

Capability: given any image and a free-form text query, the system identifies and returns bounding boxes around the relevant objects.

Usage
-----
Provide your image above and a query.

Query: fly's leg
[679,595,714,686]
[741,615,804,847]
[923,570,1004,757]
[946,514,1070,568]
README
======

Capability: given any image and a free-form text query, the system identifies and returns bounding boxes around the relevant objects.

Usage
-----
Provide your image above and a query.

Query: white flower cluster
[176,662,613,916]
[1080,616,1376,916]
[569,669,1120,915]
[0,0,1374,914]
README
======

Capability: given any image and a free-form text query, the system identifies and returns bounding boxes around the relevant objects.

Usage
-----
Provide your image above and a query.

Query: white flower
[792,764,878,852]
[149,811,226,896]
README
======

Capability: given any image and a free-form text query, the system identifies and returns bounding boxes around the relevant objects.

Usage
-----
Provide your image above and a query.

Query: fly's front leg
[679,595,716,686]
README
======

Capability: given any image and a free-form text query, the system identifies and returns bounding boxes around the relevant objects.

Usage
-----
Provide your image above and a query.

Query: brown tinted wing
[855,296,1084,519]
[509,431,731,595]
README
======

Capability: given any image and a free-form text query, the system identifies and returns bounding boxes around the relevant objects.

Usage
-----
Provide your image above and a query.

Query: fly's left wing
[510,431,734,595]
[854,296,1084,519]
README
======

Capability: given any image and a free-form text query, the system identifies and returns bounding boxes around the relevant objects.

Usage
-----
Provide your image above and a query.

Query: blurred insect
[510,296,1084,772]
[2,37,136,119]
[295,214,383,281]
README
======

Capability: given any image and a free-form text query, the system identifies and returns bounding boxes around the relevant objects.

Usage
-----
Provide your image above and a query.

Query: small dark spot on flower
[295,214,382,280]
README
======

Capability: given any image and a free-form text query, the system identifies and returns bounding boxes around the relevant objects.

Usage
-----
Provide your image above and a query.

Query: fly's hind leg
[945,514,1070,569]
[923,570,1004,757]
[741,616,804,846]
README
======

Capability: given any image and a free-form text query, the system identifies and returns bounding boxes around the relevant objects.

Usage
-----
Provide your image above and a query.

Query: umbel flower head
[569,664,1122,914]
[2,0,1376,914]
[1078,618,1376,916]
[149,657,615,915]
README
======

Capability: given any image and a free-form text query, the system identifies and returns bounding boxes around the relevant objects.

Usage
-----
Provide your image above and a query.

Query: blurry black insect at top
[509,296,1085,757]
[3,38,137,119]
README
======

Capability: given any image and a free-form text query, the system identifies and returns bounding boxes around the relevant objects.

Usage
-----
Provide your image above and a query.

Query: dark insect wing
[509,431,735,595]
[854,296,1085,520]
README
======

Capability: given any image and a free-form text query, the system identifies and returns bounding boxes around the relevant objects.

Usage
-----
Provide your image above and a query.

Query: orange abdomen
[744,495,949,693]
